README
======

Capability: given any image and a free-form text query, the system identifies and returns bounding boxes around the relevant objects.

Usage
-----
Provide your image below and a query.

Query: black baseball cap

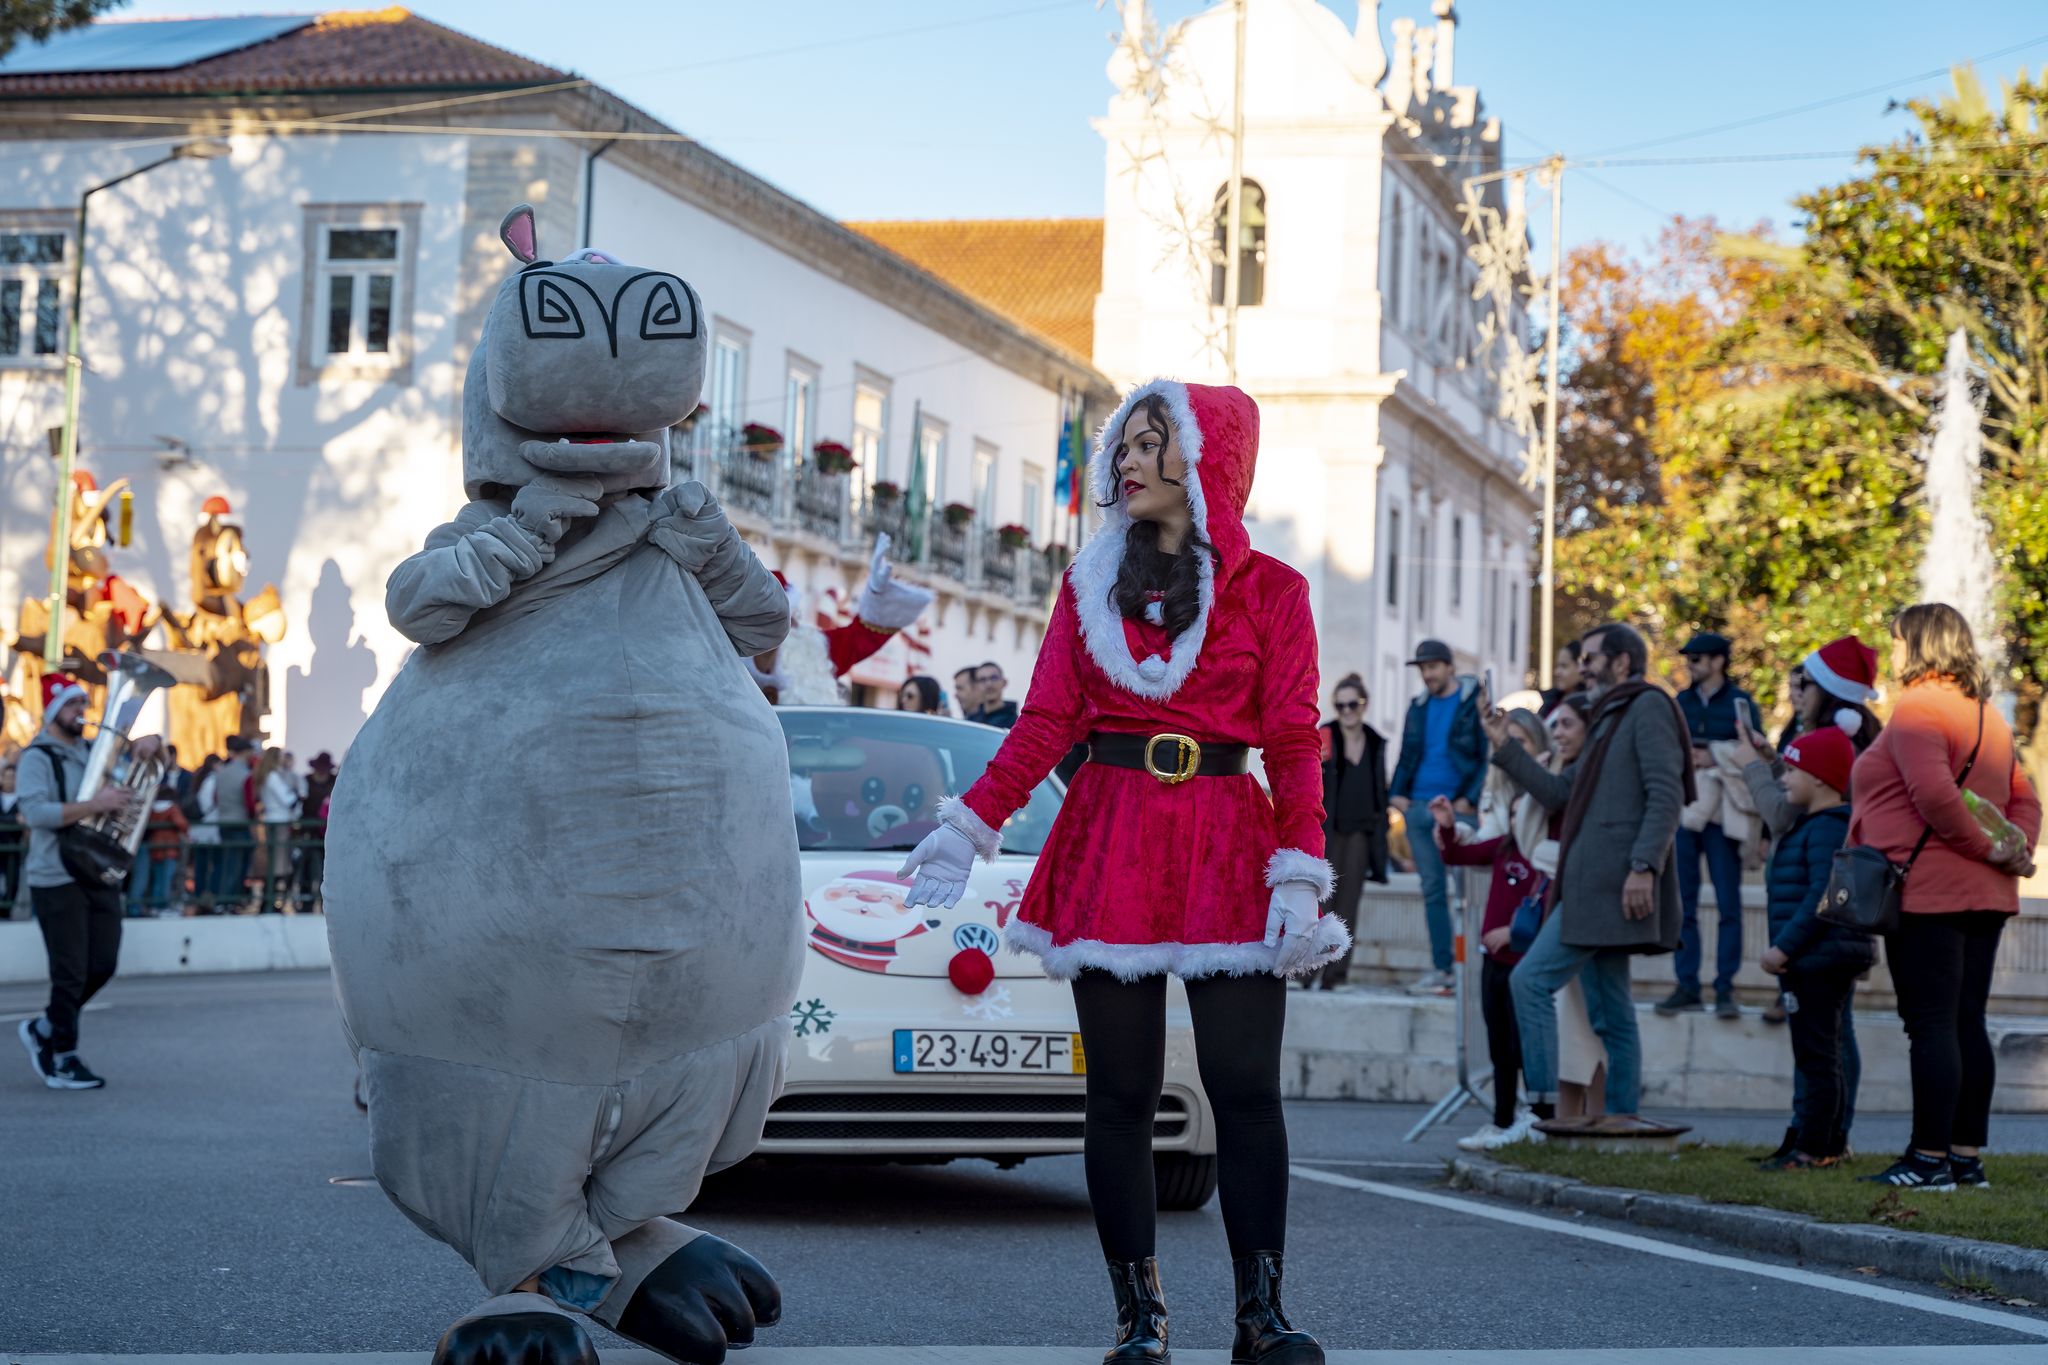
[1680,631,1732,658]
[1407,639,1454,667]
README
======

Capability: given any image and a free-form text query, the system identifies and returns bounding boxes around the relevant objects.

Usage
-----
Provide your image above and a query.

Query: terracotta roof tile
[845,218,1103,362]
[0,8,566,99]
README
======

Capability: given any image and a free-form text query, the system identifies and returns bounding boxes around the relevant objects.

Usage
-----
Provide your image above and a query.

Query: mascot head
[462,203,708,501]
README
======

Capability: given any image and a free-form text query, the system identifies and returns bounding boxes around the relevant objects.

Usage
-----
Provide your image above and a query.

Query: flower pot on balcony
[1044,543,1072,571]
[741,423,783,459]
[943,502,975,530]
[997,523,1030,551]
[812,441,856,476]
[871,481,903,505]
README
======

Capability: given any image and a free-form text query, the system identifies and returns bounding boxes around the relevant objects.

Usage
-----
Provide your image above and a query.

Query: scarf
[1552,678,1698,903]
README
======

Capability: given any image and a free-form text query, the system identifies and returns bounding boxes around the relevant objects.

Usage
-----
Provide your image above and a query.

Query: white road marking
[11,1347,2048,1364]
[1290,1162,2048,1342]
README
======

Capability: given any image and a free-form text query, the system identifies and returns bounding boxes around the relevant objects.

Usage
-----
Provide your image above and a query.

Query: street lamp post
[44,140,230,670]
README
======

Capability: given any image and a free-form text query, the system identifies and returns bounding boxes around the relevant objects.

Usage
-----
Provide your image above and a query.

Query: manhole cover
[328,1175,378,1188]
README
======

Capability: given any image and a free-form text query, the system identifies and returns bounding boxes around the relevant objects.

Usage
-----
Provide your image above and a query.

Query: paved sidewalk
[13,1350,2048,1364]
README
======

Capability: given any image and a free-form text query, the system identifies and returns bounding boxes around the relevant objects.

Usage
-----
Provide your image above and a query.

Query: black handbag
[1817,702,1982,936]
[32,745,136,890]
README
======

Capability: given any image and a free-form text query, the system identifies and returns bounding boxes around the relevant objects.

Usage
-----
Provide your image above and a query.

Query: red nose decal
[948,947,996,996]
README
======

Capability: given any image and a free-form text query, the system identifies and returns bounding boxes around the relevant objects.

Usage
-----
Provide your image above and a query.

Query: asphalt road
[4,970,2048,1360]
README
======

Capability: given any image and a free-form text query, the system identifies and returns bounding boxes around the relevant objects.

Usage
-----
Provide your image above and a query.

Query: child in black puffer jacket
[1758,726,1876,1170]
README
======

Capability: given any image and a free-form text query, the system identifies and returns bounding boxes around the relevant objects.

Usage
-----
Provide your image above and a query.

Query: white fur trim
[1264,848,1337,901]
[774,625,843,706]
[937,795,1001,863]
[1803,647,1878,704]
[1002,916,1349,982]
[1833,707,1864,738]
[1068,378,1217,702]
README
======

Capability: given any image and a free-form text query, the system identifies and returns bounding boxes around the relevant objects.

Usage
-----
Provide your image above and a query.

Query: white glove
[899,822,978,910]
[1263,880,1325,977]
[857,531,934,631]
[510,475,604,544]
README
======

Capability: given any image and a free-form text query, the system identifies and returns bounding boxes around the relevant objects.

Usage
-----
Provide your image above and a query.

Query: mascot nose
[948,947,995,996]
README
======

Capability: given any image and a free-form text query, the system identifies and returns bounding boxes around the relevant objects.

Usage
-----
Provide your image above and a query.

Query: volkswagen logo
[953,923,1000,954]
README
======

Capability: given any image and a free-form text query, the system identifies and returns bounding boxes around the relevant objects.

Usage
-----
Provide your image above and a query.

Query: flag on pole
[1065,402,1087,520]
[904,399,926,562]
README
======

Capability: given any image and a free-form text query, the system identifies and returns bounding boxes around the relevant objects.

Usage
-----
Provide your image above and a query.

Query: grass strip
[1487,1143,2048,1251]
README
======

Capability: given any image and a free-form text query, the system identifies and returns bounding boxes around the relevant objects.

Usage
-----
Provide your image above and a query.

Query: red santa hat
[1783,726,1855,797]
[1802,635,1878,704]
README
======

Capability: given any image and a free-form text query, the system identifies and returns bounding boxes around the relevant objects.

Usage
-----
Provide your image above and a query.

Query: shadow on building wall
[286,558,378,757]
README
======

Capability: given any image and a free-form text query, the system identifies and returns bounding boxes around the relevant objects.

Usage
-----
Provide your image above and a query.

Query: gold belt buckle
[1144,733,1202,785]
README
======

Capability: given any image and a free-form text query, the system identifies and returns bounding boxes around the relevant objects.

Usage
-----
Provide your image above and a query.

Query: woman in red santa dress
[900,379,1345,1365]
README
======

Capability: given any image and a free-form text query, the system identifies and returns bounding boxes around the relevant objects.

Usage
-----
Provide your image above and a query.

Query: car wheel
[1154,1151,1217,1211]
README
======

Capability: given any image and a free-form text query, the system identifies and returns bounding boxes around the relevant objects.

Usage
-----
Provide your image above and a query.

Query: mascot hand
[1264,880,1325,977]
[649,481,736,574]
[511,475,604,544]
[858,531,934,632]
[899,823,977,910]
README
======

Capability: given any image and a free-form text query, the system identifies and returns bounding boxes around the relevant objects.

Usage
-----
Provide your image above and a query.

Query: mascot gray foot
[431,1294,599,1365]
[614,1235,781,1365]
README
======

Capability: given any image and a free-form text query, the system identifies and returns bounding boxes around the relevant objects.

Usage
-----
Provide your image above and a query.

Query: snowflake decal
[961,985,1014,1022]
[790,998,836,1037]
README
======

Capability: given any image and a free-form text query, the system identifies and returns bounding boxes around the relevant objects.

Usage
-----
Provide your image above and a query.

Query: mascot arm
[649,482,791,657]
[825,619,895,677]
[385,500,551,645]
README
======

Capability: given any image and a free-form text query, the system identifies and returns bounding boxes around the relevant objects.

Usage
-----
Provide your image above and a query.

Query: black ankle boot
[1230,1251,1322,1365]
[1104,1257,1168,1363]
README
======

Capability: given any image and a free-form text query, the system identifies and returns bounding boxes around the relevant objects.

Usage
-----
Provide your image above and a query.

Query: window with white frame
[1020,461,1045,540]
[853,374,889,488]
[0,219,66,363]
[298,204,421,384]
[706,326,750,450]
[972,440,997,524]
[785,355,818,463]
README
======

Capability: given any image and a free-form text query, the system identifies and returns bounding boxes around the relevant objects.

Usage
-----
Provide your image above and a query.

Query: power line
[1585,29,2048,159]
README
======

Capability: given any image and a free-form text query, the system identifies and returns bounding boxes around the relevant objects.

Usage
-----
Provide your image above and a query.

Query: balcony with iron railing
[681,428,1068,611]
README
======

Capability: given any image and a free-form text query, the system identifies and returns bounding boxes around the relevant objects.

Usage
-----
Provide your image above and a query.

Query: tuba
[62,650,178,887]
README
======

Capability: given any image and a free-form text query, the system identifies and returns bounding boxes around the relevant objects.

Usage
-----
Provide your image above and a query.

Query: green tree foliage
[1557,69,2048,730]
[0,0,128,60]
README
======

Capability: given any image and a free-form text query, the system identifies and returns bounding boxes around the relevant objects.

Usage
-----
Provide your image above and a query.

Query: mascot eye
[521,276,587,339]
[860,777,884,806]
[638,278,699,340]
[904,783,925,814]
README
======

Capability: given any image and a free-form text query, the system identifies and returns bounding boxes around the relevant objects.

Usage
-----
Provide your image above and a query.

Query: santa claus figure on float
[749,533,932,705]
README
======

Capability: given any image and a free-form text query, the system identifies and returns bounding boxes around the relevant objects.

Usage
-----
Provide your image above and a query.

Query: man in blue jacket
[1662,630,1758,1019]
[1389,640,1488,994]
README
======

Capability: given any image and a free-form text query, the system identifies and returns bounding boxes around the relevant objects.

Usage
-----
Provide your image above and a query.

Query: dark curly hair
[1099,393,1214,639]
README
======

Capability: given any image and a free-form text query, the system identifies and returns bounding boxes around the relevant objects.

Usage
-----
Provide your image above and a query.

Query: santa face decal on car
[803,870,939,972]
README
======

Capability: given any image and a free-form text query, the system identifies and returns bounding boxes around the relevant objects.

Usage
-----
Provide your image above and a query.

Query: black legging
[1890,909,2008,1152]
[1071,969,1289,1263]
[1480,956,1523,1129]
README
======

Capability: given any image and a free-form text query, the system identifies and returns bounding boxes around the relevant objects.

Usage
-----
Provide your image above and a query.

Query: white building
[864,0,1541,738]
[0,10,1113,758]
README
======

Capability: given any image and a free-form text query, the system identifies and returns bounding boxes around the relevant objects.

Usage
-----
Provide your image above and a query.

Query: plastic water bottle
[1961,789,2027,865]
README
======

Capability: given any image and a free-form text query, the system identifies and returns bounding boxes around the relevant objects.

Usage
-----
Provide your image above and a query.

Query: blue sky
[117,0,2048,258]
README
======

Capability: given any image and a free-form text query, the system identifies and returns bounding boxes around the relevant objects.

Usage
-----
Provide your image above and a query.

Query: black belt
[1086,731,1250,785]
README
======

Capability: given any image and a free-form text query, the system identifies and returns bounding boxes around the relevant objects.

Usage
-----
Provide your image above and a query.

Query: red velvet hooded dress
[937,379,1348,981]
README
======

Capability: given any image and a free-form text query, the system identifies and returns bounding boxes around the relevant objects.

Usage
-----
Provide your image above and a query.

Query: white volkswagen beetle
[761,706,1218,1209]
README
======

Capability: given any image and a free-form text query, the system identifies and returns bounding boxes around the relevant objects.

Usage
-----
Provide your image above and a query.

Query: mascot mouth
[520,435,665,476]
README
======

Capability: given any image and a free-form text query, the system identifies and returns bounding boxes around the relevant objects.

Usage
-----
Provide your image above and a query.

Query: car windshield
[776,709,1063,855]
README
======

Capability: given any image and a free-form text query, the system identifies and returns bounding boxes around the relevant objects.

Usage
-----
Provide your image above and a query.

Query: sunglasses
[1334,700,1365,712]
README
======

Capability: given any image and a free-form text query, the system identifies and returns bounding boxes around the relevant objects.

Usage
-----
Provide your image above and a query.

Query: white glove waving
[1264,880,1325,978]
[858,531,935,632]
[510,475,604,544]
[899,821,978,910]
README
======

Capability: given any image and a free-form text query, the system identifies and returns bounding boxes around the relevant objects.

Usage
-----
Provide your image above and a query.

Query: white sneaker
[1484,1110,1545,1148]
[1406,970,1454,996]
[1457,1123,1509,1151]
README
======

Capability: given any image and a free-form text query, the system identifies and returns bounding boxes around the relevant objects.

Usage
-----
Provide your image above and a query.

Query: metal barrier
[0,820,329,918]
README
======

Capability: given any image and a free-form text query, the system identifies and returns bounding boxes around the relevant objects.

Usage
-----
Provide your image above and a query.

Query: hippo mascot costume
[324,205,804,1365]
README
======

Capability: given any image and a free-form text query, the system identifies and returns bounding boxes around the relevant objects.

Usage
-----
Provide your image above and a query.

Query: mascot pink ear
[500,204,538,264]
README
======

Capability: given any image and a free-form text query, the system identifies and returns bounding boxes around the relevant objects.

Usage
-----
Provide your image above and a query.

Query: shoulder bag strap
[32,744,68,803]
[1900,701,1986,876]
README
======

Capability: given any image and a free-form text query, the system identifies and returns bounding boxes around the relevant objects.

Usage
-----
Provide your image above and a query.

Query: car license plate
[892,1029,1086,1075]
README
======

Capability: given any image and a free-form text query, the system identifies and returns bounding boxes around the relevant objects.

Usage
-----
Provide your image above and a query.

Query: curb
[1448,1155,2048,1301]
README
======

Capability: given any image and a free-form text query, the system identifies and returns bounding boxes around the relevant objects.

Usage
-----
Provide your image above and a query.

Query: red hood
[1068,379,1261,701]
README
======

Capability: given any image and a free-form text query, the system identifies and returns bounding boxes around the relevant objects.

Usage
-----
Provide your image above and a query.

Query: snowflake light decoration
[961,985,1015,1023]
[1461,168,1552,490]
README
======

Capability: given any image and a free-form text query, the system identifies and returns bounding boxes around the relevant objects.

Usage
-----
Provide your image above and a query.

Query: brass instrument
[67,650,178,886]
